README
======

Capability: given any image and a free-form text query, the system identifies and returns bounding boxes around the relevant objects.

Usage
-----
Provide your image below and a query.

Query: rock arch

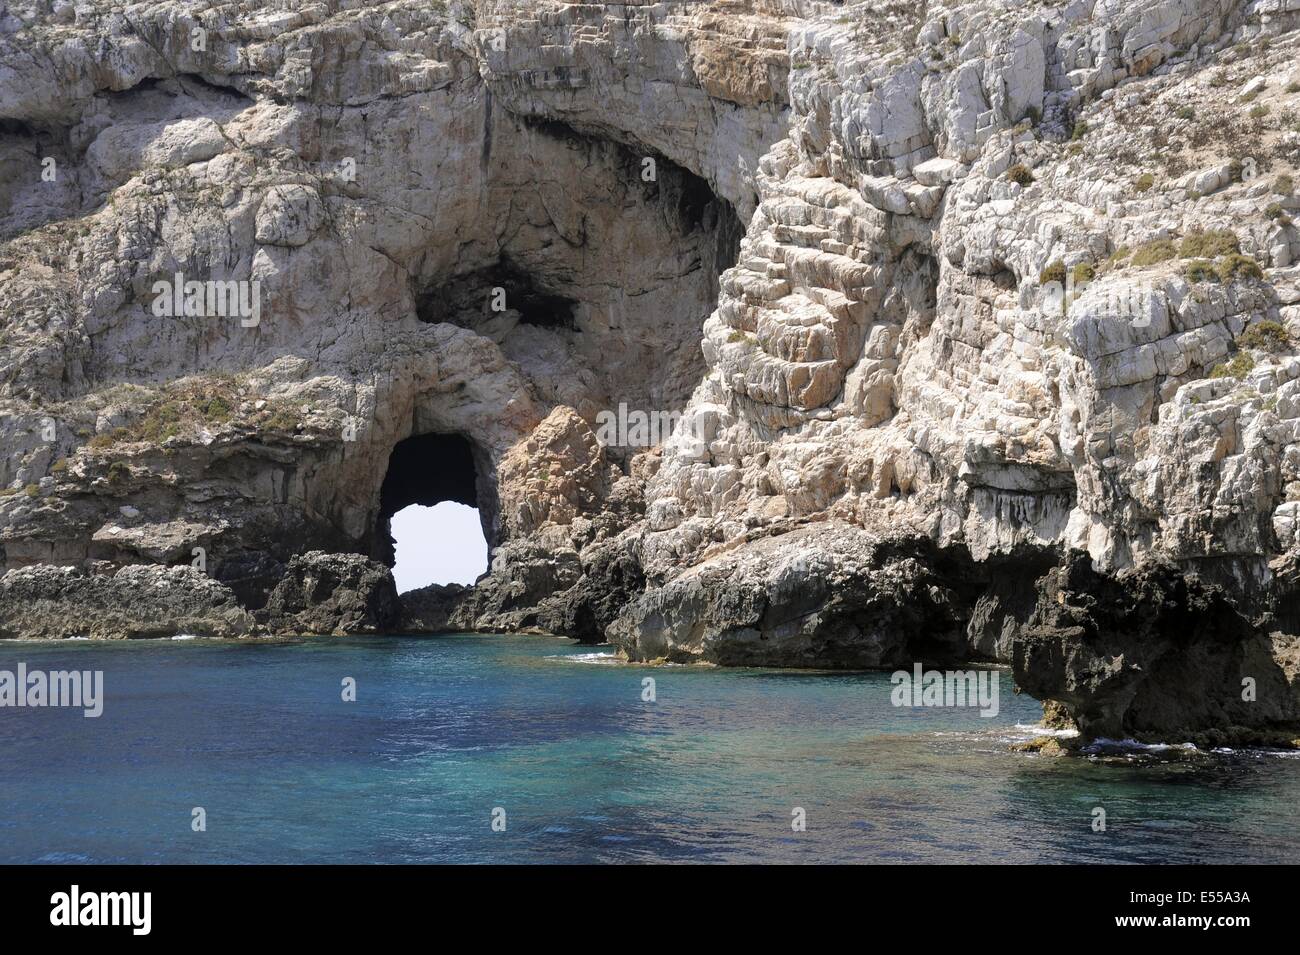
[371,431,494,568]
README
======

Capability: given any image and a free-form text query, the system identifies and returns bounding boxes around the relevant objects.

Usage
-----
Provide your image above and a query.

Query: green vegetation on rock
[1005,163,1034,186]
[1238,320,1290,353]
[1131,238,1178,266]
[1210,352,1256,379]
[1179,229,1239,258]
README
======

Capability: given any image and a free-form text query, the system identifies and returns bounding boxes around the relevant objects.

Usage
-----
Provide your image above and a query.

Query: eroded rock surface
[1014,552,1300,746]
[263,550,400,636]
[608,523,981,667]
[4,1,1300,741]
[0,564,256,639]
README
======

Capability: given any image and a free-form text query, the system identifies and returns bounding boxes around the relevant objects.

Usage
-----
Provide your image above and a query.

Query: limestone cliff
[3,0,1300,742]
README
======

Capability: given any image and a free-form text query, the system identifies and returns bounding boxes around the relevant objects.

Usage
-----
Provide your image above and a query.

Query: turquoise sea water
[2,633,1299,864]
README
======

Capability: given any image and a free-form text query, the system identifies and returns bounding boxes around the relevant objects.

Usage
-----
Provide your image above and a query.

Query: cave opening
[372,433,492,580]
[416,257,579,330]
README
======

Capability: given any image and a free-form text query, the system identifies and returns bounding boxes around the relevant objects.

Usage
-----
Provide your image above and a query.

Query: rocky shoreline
[6,534,1300,748]
[4,0,1300,749]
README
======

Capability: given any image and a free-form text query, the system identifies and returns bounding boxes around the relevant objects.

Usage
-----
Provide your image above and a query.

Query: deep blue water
[2,633,1299,863]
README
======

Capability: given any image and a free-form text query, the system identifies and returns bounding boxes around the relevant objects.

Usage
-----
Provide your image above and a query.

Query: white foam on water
[1013,723,1080,739]
[549,651,622,665]
[1082,738,1198,755]
[1214,746,1300,759]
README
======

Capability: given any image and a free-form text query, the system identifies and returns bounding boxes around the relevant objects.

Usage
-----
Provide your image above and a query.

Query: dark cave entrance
[371,433,494,581]
[411,117,743,337]
[416,257,580,330]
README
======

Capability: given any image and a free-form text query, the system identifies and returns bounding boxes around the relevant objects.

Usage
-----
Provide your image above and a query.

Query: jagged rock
[399,582,471,634]
[254,184,324,248]
[609,524,977,667]
[0,564,257,640]
[1013,553,1300,743]
[262,551,400,636]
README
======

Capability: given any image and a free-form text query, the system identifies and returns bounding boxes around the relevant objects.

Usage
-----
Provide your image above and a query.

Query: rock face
[607,523,980,667]
[263,551,400,636]
[0,564,256,639]
[4,1,1300,741]
[1014,553,1300,745]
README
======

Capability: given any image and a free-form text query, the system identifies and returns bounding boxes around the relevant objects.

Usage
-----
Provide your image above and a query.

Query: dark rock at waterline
[1012,552,1300,744]
[531,538,647,643]
[262,550,400,635]
[406,538,582,635]
[398,581,471,633]
[215,552,287,611]
[0,563,258,639]
[606,524,976,667]
[400,535,645,643]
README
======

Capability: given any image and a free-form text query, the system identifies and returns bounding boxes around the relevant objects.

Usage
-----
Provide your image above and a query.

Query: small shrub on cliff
[50,458,67,475]
[203,396,233,423]
[261,401,302,432]
[1289,81,1300,94]
[1104,246,1131,270]
[1176,105,1196,120]
[1006,163,1035,186]
[136,402,185,442]
[1039,260,1066,286]
[1276,174,1295,195]
[1134,172,1156,193]
[1131,238,1178,266]
[1210,352,1256,379]
[1071,121,1088,141]
[1180,229,1240,258]
[1184,259,1217,283]
[1250,104,1270,120]
[1216,253,1263,282]
[23,484,38,497]
[1237,320,1290,353]
[1071,262,1096,285]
